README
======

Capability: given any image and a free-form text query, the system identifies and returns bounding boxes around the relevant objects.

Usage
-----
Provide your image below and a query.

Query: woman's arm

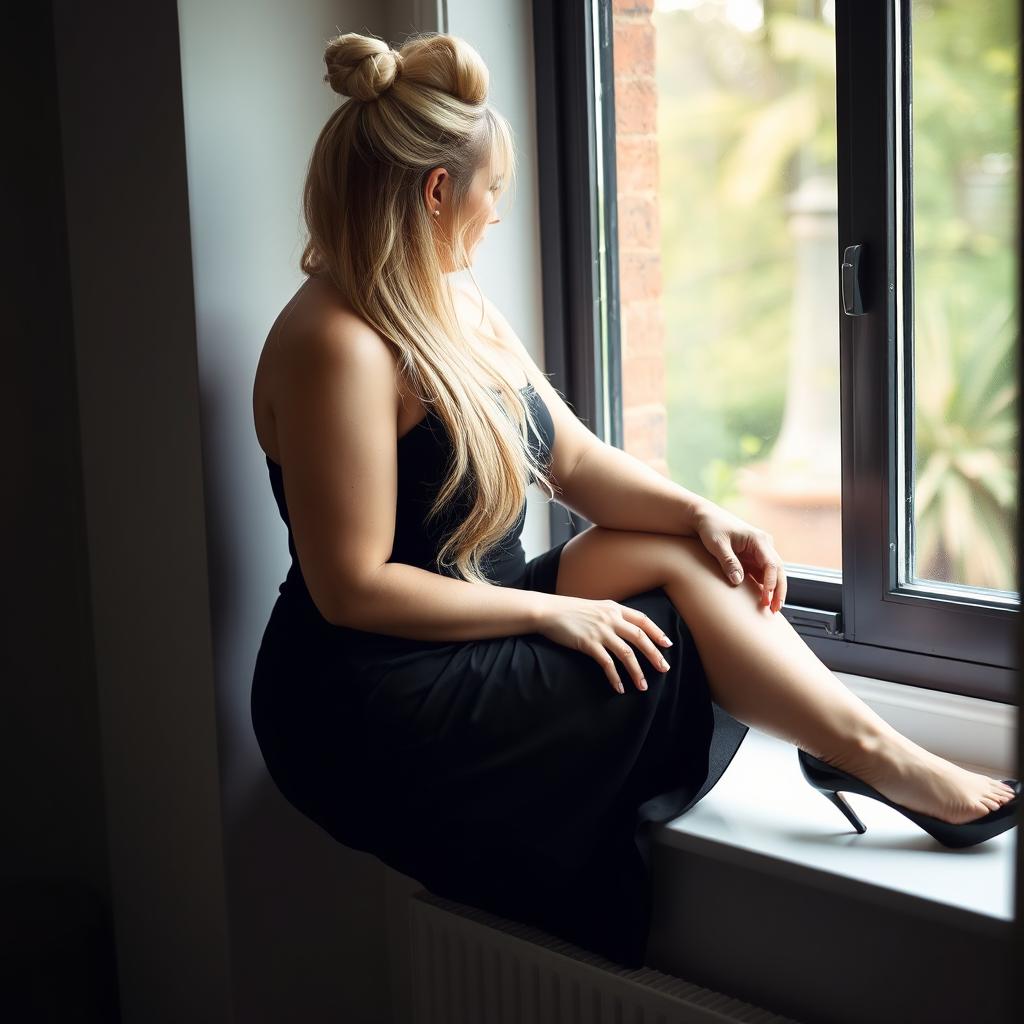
[556,438,710,537]
[335,561,544,637]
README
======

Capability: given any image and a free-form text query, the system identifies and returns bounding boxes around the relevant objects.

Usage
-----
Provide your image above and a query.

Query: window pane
[904,0,1019,594]
[625,0,841,575]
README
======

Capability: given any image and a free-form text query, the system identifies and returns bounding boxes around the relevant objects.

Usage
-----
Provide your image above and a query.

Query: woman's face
[427,162,502,271]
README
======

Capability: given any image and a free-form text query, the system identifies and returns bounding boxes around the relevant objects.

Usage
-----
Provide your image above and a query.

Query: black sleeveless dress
[251,382,749,968]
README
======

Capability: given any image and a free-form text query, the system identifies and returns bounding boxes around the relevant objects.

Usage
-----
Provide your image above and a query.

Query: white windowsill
[657,723,1016,923]
[651,673,1017,925]
[645,686,1018,1022]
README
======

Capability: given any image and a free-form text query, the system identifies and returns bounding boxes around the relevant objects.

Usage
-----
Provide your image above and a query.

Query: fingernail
[639,680,648,691]
[617,682,624,694]
[661,659,670,670]
[730,571,742,584]
[661,636,673,647]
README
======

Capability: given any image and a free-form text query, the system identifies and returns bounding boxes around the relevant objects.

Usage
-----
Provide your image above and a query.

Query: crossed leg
[553,524,1016,824]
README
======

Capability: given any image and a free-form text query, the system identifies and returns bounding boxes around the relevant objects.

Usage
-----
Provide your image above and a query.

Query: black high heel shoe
[797,748,1021,849]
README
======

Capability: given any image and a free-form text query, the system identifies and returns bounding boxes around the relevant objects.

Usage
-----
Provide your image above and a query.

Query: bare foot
[809,731,1017,826]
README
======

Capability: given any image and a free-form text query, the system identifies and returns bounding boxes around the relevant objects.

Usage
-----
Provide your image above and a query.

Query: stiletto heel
[819,788,867,834]
[797,747,1021,849]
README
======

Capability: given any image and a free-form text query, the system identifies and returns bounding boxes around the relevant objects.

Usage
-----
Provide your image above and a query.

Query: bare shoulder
[254,277,404,628]
[279,278,396,373]
[253,276,403,463]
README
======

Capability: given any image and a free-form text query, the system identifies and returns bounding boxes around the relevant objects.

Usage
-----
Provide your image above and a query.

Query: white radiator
[408,890,800,1024]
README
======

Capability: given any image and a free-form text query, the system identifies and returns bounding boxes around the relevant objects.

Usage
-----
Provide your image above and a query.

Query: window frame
[531,0,1019,704]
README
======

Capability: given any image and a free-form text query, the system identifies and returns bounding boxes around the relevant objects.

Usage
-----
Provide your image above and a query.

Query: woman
[251,30,1019,968]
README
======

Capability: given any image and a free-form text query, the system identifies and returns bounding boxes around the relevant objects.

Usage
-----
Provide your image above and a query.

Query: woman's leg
[554,525,1016,825]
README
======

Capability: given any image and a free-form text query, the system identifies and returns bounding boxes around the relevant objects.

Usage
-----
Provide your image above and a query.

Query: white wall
[175,1,398,1021]
[174,0,546,1020]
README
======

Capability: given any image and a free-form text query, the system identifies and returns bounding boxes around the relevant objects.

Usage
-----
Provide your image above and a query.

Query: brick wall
[612,0,668,477]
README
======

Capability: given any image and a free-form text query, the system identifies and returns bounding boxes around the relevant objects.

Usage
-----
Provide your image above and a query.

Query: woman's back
[262,377,551,637]
[253,272,521,624]
[252,273,529,469]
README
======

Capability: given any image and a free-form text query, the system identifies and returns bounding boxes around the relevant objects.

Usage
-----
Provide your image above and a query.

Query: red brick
[613,0,654,15]
[623,353,666,406]
[622,403,668,463]
[614,76,658,136]
[622,403,664,434]
[617,193,660,252]
[622,300,665,357]
[619,251,662,302]
[614,137,659,193]
[613,20,655,78]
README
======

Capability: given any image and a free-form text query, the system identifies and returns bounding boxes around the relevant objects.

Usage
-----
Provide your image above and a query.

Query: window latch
[841,244,865,316]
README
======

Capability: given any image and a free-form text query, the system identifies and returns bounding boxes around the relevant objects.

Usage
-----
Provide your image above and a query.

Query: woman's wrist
[527,590,557,632]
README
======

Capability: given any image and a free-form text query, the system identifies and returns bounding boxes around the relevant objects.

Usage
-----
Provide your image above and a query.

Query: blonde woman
[251,31,1019,968]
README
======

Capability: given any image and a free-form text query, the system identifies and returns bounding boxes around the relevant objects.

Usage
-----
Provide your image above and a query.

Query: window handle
[841,243,865,316]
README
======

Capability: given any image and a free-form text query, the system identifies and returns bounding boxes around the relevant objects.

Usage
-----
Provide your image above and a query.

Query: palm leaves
[914,294,1018,589]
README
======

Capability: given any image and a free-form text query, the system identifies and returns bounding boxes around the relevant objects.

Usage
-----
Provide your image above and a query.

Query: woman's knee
[556,525,710,601]
[661,533,721,583]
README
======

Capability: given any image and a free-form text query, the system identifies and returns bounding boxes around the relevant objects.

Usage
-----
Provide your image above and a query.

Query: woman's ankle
[825,710,908,773]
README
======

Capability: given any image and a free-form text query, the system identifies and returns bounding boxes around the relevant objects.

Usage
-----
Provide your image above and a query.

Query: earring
[433,209,441,216]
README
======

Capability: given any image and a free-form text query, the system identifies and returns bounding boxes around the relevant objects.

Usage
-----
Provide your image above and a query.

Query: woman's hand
[534,595,674,694]
[691,502,788,613]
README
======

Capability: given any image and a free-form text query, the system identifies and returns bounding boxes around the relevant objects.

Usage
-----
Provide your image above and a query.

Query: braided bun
[321,31,489,107]
[323,33,403,101]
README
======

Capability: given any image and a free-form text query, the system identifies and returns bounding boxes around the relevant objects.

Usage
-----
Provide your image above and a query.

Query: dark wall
[14,0,396,1020]
[47,0,234,1018]
[2,3,118,1019]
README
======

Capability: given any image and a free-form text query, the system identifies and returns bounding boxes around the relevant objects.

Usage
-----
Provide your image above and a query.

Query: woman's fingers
[582,641,628,694]
[619,610,672,672]
[581,604,673,695]
[606,618,672,695]
[771,563,788,612]
[607,634,648,692]
[753,539,788,612]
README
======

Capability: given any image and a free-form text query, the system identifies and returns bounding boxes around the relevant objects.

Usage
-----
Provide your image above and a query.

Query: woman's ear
[427,167,448,209]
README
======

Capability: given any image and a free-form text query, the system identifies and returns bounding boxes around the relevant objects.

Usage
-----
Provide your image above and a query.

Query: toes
[987,779,1015,801]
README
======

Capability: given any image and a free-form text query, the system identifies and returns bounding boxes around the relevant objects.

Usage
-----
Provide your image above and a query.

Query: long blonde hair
[300,30,558,585]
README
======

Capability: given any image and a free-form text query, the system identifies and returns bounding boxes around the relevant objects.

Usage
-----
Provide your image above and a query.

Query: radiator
[408,890,800,1024]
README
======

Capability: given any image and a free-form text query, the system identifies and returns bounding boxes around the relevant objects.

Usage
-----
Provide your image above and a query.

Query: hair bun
[323,33,403,101]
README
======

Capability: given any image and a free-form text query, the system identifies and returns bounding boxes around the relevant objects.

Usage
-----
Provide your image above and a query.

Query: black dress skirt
[251,383,749,968]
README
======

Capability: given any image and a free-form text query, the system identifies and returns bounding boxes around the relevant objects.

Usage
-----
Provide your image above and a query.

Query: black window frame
[532,0,1019,705]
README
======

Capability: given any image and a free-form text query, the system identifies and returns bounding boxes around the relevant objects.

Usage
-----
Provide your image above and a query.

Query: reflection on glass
[646,0,841,575]
[905,0,1019,594]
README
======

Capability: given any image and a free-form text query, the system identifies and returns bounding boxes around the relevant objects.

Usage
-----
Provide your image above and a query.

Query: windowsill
[644,684,1018,1023]
[657,725,1016,922]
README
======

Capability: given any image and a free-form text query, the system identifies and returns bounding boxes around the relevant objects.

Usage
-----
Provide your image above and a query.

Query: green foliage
[914,283,1018,588]
[653,0,1018,589]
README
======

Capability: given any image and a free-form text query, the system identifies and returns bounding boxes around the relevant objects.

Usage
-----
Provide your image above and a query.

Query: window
[533,0,1019,702]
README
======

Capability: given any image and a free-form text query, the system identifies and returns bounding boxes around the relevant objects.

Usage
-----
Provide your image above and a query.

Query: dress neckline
[264,381,535,468]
